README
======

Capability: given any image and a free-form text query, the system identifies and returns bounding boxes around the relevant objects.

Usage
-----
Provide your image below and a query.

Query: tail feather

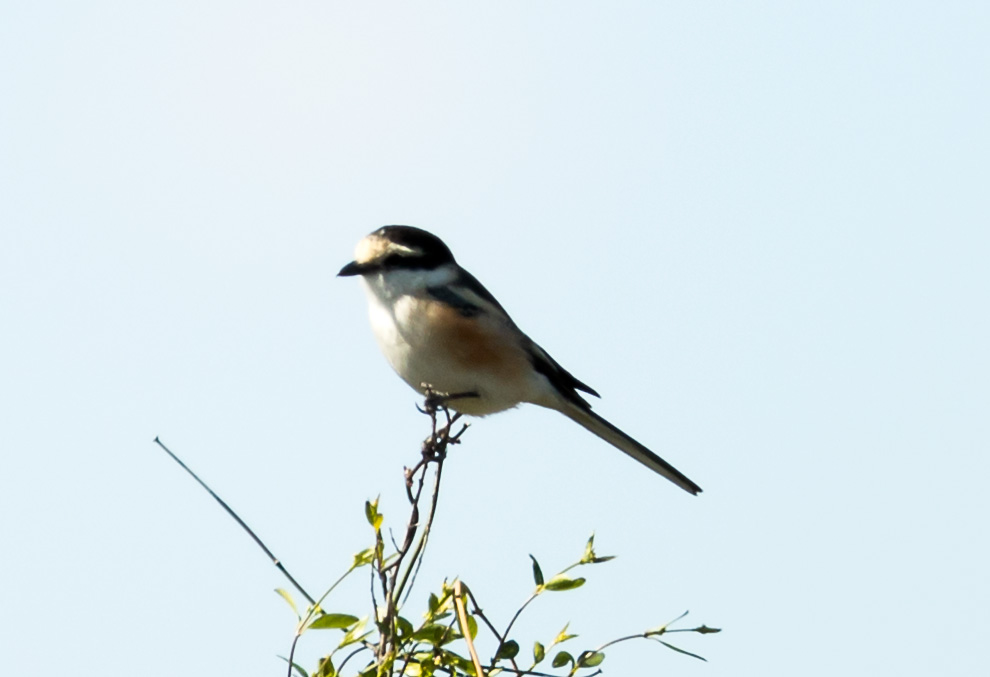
[562,405,702,495]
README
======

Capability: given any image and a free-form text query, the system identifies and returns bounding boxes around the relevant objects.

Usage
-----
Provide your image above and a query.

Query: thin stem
[397,409,469,664]
[284,563,362,677]
[153,437,316,606]
[465,590,503,642]
[454,580,485,677]
[388,461,429,571]
[394,450,445,603]
[466,588,522,675]
[368,559,379,636]
[302,566,359,629]
[475,668,587,677]
[398,641,419,677]
[498,591,539,652]
[594,632,647,652]
[376,397,463,671]
[592,624,701,654]
[373,525,391,665]
[336,645,371,675]
[285,635,303,677]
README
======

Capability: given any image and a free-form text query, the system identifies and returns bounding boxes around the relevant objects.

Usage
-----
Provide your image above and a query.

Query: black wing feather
[528,343,601,410]
[426,285,482,317]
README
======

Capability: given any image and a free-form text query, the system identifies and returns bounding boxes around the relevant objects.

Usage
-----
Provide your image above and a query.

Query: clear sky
[1,2,988,675]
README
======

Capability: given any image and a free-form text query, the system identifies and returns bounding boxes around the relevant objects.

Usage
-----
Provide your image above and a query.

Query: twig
[337,645,371,675]
[465,589,523,675]
[400,399,470,605]
[389,462,429,569]
[465,591,503,643]
[373,522,391,665]
[395,449,446,604]
[373,393,469,670]
[153,437,316,606]
[290,566,363,677]
[286,628,304,677]
[498,591,539,656]
[471,667,593,677]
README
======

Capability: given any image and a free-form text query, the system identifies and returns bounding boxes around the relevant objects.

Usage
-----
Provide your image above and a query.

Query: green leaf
[352,547,375,568]
[314,655,336,677]
[533,641,545,664]
[408,656,443,677]
[582,534,596,563]
[466,614,478,640]
[411,623,452,645]
[577,651,605,668]
[430,588,454,619]
[551,623,578,647]
[274,588,300,619]
[529,554,544,586]
[495,640,519,660]
[694,625,722,634]
[338,617,370,648]
[308,613,360,630]
[658,640,707,662]
[646,610,690,636]
[426,593,453,622]
[364,498,383,530]
[581,533,615,564]
[396,615,415,639]
[544,575,586,591]
[551,651,573,668]
[278,656,309,677]
[438,650,476,675]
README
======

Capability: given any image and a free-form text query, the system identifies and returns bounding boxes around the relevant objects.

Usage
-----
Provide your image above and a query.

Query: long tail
[561,404,702,495]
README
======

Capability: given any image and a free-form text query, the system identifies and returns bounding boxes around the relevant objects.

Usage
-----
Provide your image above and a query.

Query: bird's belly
[368,295,536,415]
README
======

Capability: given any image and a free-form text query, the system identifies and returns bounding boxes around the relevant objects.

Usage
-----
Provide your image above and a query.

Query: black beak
[337,261,365,277]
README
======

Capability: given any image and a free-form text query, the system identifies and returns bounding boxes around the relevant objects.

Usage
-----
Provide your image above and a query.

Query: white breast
[358,268,544,415]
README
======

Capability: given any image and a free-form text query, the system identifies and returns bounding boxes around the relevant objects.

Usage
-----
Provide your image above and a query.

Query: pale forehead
[353,233,419,263]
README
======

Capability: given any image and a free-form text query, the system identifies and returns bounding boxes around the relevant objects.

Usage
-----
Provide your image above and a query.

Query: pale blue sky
[2,2,988,675]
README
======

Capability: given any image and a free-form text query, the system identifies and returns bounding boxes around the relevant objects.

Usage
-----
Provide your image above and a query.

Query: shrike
[338,225,702,495]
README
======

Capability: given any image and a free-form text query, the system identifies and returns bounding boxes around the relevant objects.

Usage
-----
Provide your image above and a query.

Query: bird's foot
[418,385,472,460]
[417,385,480,415]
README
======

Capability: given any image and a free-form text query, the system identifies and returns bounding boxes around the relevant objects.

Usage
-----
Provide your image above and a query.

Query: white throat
[360,264,458,306]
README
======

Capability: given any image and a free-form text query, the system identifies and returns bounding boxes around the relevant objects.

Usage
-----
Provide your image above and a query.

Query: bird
[338,225,702,495]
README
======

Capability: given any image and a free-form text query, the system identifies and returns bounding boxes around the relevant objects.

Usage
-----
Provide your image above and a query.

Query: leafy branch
[157,389,719,676]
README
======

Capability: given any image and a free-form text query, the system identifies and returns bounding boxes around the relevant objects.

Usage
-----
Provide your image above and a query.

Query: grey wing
[442,265,602,406]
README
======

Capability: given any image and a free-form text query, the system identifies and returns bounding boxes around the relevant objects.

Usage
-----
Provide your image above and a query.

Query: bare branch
[153,437,316,607]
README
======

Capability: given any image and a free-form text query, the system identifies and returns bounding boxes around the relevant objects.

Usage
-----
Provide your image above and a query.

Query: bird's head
[338,226,456,277]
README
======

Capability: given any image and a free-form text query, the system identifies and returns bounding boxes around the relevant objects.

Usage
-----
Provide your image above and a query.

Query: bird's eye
[382,253,404,268]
